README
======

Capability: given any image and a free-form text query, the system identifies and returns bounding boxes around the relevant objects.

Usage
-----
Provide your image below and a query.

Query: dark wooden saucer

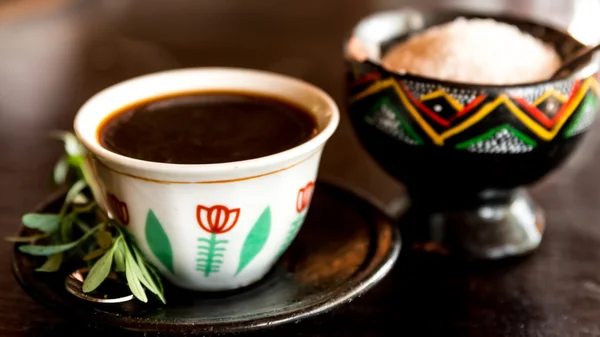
[11,181,400,335]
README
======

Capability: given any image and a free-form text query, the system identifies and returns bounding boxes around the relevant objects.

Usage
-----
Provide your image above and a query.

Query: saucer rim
[11,180,401,334]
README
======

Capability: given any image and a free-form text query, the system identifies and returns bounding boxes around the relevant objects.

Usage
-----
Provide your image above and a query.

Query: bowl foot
[398,188,545,260]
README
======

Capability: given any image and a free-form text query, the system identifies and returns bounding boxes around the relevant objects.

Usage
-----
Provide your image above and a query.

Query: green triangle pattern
[365,97,423,145]
[564,94,598,138]
[456,124,536,154]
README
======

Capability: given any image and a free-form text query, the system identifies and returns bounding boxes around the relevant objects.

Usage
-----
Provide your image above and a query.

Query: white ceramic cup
[74,67,339,291]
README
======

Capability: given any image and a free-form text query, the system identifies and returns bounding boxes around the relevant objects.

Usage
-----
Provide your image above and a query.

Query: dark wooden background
[2,0,600,336]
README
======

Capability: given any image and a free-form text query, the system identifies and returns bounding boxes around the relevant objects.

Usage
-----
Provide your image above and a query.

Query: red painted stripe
[513,80,582,129]
[513,97,553,128]
[398,81,450,127]
[352,72,381,86]
[450,95,487,121]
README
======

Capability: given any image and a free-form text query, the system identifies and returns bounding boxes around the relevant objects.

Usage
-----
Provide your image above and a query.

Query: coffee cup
[74,67,339,291]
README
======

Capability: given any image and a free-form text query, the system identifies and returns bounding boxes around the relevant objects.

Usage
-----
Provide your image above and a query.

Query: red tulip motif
[107,193,129,225]
[296,182,315,213]
[196,204,240,277]
[278,181,315,257]
[196,205,240,234]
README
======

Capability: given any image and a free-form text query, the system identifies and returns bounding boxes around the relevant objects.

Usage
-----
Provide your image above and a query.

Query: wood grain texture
[1,0,599,336]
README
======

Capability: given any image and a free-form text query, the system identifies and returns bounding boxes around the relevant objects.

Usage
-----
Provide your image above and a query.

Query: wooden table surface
[2,0,600,336]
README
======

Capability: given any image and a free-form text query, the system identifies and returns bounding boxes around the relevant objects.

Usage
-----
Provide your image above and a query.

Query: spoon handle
[551,43,600,80]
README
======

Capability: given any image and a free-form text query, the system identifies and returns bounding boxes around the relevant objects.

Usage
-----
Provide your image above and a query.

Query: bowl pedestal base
[398,188,545,260]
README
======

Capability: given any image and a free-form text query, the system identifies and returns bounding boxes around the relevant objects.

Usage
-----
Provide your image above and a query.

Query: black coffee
[98,92,318,164]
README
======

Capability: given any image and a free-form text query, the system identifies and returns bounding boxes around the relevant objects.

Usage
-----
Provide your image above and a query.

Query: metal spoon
[550,43,600,80]
[65,268,134,304]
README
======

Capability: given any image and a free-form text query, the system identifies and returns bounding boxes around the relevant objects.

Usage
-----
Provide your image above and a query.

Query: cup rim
[74,67,340,176]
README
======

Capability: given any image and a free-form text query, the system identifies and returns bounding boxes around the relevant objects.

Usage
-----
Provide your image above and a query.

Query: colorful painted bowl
[345,9,600,259]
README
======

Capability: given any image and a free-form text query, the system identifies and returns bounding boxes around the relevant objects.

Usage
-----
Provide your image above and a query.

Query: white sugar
[382,17,562,85]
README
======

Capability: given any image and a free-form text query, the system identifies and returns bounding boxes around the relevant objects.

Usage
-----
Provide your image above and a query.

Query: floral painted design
[279,181,315,256]
[107,193,129,225]
[197,205,240,234]
[196,205,240,276]
[296,181,315,213]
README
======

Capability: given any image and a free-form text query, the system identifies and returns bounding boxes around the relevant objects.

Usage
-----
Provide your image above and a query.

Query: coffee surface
[98,92,317,164]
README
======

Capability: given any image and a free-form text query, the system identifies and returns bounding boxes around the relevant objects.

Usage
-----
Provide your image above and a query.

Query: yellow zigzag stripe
[533,88,568,106]
[350,77,600,145]
[420,89,464,111]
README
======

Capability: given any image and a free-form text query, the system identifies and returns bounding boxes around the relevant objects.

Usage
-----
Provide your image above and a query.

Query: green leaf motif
[236,206,271,276]
[22,213,61,233]
[196,234,227,277]
[145,210,174,273]
[278,214,305,257]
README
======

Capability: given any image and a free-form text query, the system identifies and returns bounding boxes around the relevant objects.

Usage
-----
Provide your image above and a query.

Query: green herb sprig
[7,132,165,304]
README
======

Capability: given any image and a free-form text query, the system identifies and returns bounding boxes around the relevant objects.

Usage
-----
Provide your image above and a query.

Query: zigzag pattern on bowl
[348,72,600,154]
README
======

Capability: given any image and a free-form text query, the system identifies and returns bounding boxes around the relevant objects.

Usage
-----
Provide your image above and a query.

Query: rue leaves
[8,131,166,304]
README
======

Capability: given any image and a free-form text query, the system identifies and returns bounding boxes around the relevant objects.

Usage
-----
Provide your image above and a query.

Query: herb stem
[75,219,93,233]
[78,223,101,241]
[74,201,98,214]
[58,201,70,219]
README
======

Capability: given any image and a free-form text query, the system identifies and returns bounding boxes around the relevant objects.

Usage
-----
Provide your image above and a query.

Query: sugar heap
[382,17,562,85]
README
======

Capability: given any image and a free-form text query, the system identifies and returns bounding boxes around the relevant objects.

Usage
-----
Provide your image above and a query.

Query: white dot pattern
[507,80,575,105]
[465,128,533,154]
[365,103,418,145]
[403,80,479,106]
